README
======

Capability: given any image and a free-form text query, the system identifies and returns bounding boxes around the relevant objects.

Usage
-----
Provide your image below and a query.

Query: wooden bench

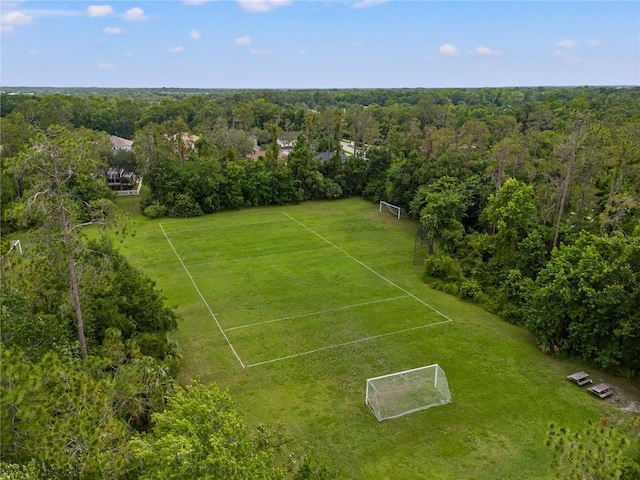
[588,383,613,399]
[566,371,593,386]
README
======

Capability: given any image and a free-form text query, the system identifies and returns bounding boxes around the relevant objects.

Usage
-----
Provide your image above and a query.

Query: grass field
[117,196,632,479]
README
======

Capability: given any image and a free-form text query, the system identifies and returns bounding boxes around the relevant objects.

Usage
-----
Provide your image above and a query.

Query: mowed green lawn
[117,197,628,479]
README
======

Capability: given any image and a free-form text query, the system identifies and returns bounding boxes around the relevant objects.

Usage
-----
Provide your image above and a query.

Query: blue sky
[1,0,638,88]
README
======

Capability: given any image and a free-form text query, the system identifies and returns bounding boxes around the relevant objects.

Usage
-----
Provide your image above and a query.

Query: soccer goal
[7,240,23,255]
[379,200,402,220]
[365,364,452,422]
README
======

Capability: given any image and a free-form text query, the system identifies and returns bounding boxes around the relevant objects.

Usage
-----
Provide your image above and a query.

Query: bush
[423,254,463,282]
[322,178,343,199]
[459,279,484,301]
[133,332,171,360]
[143,204,168,219]
[168,194,204,218]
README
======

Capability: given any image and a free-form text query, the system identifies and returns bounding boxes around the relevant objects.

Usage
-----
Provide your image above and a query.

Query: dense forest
[1,86,639,478]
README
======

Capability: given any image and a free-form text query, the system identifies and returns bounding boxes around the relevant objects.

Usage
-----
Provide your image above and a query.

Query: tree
[1,332,179,477]
[485,178,539,255]
[285,133,322,200]
[546,421,639,479]
[80,237,179,351]
[551,113,591,248]
[410,176,474,254]
[458,119,489,163]
[132,381,287,480]
[487,133,529,194]
[525,232,640,370]
[598,120,640,235]
[361,146,391,202]
[1,345,136,478]
[8,126,118,362]
[0,286,72,361]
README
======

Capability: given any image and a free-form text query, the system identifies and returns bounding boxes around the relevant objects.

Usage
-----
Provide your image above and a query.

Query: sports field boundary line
[246,318,452,368]
[159,223,246,369]
[225,295,410,332]
[281,212,454,323]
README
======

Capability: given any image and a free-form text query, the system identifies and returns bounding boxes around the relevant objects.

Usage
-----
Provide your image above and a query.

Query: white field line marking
[281,212,454,323]
[159,223,246,369]
[246,318,452,368]
[225,295,410,332]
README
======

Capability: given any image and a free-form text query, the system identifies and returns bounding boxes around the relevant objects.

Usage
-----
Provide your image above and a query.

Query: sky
[1,0,639,88]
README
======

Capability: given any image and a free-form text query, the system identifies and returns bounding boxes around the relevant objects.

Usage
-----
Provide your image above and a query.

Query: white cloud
[28,49,40,56]
[183,0,211,4]
[234,35,251,45]
[87,5,113,17]
[190,29,201,40]
[298,50,305,56]
[557,38,577,48]
[168,46,185,53]
[439,43,458,56]
[589,38,602,47]
[123,51,134,57]
[236,0,291,13]
[475,46,502,56]
[123,7,147,21]
[98,62,115,69]
[250,48,269,55]
[1,10,32,33]
[103,26,124,34]
[1,10,33,25]
[553,49,563,57]
[351,0,388,9]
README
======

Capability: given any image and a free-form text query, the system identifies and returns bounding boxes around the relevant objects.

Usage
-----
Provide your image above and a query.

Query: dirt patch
[604,383,640,414]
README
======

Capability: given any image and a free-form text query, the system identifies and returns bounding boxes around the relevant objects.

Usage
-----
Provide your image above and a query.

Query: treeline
[3,86,637,140]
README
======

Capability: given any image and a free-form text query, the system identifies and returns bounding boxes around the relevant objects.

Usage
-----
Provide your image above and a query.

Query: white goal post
[366,364,452,421]
[379,200,402,220]
[7,240,23,255]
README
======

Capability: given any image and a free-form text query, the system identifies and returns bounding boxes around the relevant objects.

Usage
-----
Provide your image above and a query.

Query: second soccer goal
[365,364,452,421]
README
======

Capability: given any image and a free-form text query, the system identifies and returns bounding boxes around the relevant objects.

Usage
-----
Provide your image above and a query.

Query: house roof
[314,151,350,163]
[110,135,133,149]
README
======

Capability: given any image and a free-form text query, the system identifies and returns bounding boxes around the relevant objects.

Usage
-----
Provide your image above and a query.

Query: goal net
[379,200,402,220]
[366,364,451,421]
[7,240,23,255]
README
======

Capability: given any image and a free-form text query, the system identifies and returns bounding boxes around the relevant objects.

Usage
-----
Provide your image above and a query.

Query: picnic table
[588,383,613,399]
[566,371,593,386]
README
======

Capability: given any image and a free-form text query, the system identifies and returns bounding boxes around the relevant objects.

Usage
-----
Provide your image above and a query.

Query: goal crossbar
[380,201,402,220]
[366,363,439,382]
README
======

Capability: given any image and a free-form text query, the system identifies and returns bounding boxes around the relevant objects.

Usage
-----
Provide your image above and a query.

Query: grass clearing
[117,197,632,479]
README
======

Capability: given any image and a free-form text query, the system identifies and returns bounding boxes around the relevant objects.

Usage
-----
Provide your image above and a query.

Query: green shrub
[423,254,463,282]
[459,279,484,301]
[133,332,170,360]
[168,194,204,218]
[143,204,168,219]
